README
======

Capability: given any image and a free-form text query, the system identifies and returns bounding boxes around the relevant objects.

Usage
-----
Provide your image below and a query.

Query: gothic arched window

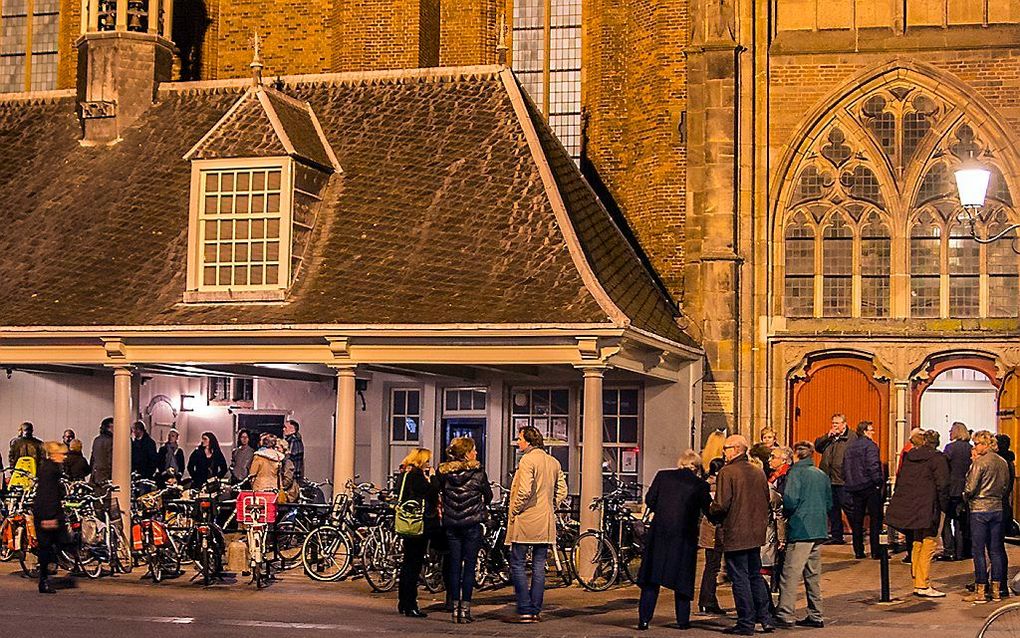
[784,212,815,318]
[778,78,1020,322]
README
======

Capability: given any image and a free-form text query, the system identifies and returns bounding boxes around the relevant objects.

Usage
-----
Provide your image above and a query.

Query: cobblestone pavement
[0,544,1011,637]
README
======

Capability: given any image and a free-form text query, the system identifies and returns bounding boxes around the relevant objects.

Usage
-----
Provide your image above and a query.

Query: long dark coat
[637,468,711,597]
[886,445,949,533]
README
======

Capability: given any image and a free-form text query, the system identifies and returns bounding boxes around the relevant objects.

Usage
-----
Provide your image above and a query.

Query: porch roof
[0,65,695,351]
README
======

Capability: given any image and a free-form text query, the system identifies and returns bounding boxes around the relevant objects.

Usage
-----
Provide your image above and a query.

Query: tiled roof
[0,67,691,348]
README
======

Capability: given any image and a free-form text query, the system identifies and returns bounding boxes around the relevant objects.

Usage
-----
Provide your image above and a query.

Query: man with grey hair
[815,413,855,544]
[709,435,772,635]
[774,441,832,629]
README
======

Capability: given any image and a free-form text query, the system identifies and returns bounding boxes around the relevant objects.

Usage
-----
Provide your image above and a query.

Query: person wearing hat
[34,441,69,594]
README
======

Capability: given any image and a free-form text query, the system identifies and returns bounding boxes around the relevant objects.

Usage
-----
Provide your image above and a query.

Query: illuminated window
[948,223,980,318]
[0,0,59,93]
[198,165,286,291]
[512,0,582,160]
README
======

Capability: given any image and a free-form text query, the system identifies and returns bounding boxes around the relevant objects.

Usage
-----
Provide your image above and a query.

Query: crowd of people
[4,413,1017,628]
[2,418,308,593]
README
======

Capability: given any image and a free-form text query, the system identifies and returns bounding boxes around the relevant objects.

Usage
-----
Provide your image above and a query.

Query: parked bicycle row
[1,428,646,613]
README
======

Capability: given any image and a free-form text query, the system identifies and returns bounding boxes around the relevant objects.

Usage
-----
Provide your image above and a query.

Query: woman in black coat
[396,448,439,618]
[437,437,493,623]
[637,449,712,630]
[34,442,69,594]
[186,432,228,489]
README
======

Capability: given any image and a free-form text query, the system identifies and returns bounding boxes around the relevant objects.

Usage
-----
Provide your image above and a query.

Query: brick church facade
[4,0,1020,463]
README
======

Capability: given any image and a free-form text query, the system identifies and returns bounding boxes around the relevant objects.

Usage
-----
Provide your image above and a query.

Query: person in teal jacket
[774,441,832,629]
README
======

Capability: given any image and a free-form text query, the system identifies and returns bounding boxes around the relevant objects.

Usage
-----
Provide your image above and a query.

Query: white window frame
[185,156,294,303]
[389,387,423,445]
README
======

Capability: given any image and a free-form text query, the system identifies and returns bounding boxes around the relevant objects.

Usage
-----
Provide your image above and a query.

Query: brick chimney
[76,0,175,144]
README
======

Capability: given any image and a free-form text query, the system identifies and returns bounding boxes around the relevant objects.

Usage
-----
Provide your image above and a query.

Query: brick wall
[213,0,332,79]
[332,0,429,72]
[439,0,498,66]
[582,0,688,299]
[56,0,80,88]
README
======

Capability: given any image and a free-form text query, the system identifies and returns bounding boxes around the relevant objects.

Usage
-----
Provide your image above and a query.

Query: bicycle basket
[137,491,163,513]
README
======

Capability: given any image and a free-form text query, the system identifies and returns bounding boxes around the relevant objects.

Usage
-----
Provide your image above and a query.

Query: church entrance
[918,368,998,444]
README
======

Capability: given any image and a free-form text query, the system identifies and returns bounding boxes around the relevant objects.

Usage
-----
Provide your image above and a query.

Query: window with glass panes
[198,166,286,290]
[822,214,853,317]
[390,388,421,443]
[0,0,59,93]
[512,0,582,160]
[910,213,941,318]
[580,388,641,484]
[783,212,815,317]
[860,213,891,318]
[510,388,571,477]
[444,388,487,413]
[987,212,1020,317]
[948,223,980,318]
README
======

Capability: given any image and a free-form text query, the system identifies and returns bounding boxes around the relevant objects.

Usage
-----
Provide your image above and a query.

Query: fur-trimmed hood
[439,459,481,474]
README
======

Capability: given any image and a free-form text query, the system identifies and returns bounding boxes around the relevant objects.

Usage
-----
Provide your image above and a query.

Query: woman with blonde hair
[702,430,726,473]
[635,448,711,630]
[396,448,439,618]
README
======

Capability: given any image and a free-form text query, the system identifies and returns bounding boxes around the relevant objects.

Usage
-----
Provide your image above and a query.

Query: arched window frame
[775,77,1020,322]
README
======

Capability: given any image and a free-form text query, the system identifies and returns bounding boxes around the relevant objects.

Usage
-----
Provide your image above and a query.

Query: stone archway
[789,351,890,463]
[910,352,1003,429]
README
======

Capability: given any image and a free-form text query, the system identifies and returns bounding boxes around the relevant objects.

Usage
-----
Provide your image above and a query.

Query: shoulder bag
[394,472,424,537]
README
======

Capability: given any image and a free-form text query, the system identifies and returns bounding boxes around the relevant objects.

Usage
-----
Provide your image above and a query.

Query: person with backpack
[395,448,439,618]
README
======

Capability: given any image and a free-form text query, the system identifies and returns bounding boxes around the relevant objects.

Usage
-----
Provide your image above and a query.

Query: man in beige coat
[506,426,567,622]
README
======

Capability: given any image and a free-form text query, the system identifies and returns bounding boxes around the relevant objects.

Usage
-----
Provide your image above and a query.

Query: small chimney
[76,0,175,144]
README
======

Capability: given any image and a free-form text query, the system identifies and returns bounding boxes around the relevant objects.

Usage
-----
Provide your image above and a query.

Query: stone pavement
[0,544,1010,637]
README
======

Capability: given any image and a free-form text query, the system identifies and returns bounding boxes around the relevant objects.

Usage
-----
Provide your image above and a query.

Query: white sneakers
[914,587,947,598]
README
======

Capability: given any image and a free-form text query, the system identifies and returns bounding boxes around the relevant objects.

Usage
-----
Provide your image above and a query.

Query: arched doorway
[790,354,890,463]
[911,354,1001,430]
[919,368,998,444]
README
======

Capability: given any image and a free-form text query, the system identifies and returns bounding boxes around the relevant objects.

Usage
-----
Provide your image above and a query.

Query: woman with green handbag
[396,448,439,618]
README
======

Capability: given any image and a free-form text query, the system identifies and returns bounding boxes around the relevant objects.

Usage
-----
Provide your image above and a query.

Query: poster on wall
[621,449,638,474]
[512,417,530,435]
[532,417,549,438]
[550,417,568,442]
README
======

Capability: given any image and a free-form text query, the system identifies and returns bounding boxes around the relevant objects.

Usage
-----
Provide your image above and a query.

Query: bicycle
[238,490,277,588]
[0,471,38,578]
[132,485,182,583]
[571,476,644,591]
[301,486,365,582]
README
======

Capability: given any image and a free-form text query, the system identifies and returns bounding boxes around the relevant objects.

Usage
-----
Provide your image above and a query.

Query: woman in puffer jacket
[437,437,493,623]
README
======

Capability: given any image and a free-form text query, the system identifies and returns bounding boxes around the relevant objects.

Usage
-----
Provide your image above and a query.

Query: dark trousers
[509,543,548,615]
[445,524,482,603]
[725,549,772,632]
[1001,504,1011,590]
[941,497,970,560]
[848,486,883,557]
[34,526,59,587]
[828,485,846,540]
[698,548,722,609]
[639,584,691,626]
[398,534,429,611]
[972,510,1007,586]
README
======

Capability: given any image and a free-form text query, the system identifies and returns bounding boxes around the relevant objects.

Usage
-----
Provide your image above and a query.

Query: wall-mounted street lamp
[180,394,196,412]
[954,158,1020,253]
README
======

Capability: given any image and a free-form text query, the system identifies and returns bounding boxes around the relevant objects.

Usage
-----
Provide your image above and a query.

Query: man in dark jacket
[9,421,44,469]
[995,434,1015,595]
[886,430,950,597]
[941,422,972,562]
[131,421,159,481]
[775,441,832,629]
[842,421,884,559]
[814,413,856,545]
[89,417,114,487]
[284,419,305,482]
[709,435,772,636]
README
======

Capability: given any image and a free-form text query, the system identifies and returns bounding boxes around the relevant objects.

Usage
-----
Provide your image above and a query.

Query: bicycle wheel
[17,527,38,579]
[474,546,491,589]
[551,545,576,588]
[362,535,399,593]
[978,601,1020,637]
[147,546,163,583]
[422,547,445,593]
[572,532,617,591]
[112,526,133,574]
[274,520,306,570]
[302,526,352,582]
[620,545,642,584]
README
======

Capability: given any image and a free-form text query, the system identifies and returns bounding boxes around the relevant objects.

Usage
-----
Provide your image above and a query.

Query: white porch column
[112,366,133,528]
[579,366,605,531]
[893,380,909,477]
[332,365,357,491]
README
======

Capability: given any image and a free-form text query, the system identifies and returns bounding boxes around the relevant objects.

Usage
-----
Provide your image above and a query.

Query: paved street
[0,544,1010,638]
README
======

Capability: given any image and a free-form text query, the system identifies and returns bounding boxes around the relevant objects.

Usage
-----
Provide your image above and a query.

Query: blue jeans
[725,549,772,632]
[971,510,1007,586]
[509,543,548,615]
[446,524,482,602]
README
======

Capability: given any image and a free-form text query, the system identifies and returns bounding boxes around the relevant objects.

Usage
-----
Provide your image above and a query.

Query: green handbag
[394,472,424,537]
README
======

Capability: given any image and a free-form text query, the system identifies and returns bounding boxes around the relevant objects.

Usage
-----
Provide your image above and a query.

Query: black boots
[451,601,474,623]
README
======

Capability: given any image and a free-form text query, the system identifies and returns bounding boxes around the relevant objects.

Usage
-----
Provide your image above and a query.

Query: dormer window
[183,82,340,303]
[197,161,289,292]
